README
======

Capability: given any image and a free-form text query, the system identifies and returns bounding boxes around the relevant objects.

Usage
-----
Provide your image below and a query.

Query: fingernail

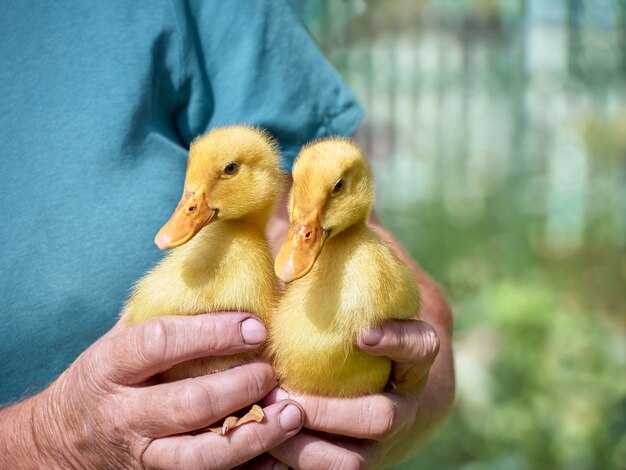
[275,388,289,401]
[361,327,383,346]
[240,318,267,345]
[279,404,303,431]
[273,462,289,470]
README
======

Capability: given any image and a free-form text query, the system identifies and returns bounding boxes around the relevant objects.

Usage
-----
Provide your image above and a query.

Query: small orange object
[209,405,265,435]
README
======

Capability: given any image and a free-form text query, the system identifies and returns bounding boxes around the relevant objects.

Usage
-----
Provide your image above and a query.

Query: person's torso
[0,1,187,402]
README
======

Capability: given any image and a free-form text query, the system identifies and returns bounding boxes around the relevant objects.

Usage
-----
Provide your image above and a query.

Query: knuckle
[242,427,269,455]
[180,444,220,470]
[243,364,274,399]
[197,316,224,351]
[137,317,172,365]
[420,323,440,363]
[365,396,398,440]
[84,343,114,385]
[386,320,414,355]
[178,380,221,423]
[306,396,329,428]
[198,447,221,470]
[396,323,411,350]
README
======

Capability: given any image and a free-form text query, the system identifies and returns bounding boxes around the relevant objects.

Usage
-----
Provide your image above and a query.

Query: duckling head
[155,126,282,250]
[275,138,375,282]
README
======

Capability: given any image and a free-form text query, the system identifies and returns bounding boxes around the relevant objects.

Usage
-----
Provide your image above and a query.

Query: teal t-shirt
[0,0,363,404]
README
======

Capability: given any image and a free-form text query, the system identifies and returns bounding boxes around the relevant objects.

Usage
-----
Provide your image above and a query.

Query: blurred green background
[292,1,625,469]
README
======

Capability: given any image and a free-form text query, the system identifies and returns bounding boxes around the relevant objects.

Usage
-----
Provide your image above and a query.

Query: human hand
[261,319,439,469]
[2,313,304,469]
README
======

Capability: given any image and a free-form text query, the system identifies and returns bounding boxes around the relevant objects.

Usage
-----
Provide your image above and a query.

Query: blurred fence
[292,0,626,254]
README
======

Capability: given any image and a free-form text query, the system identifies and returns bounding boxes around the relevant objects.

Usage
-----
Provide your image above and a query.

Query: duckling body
[270,138,420,397]
[125,220,276,379]
[123,126,282,381]
[271,223,419,396]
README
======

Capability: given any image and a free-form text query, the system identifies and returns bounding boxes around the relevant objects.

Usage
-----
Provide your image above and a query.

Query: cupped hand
[262,319,439,469]
[27,313,304,469]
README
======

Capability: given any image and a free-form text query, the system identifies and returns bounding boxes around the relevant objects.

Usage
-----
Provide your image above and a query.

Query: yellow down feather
[270,138,421,397]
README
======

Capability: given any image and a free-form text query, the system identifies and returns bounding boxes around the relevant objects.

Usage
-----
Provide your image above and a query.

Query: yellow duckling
[124,125,282,382]
[270,138,421,397]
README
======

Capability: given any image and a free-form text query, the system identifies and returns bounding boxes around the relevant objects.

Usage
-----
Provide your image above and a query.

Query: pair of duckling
[123,126,420,407]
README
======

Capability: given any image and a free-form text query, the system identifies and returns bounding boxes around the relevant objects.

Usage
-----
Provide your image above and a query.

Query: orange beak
[275,208,328,282]
[154,188,216,250]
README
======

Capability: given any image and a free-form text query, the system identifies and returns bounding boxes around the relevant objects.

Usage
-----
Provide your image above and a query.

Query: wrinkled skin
[0,313,305,469]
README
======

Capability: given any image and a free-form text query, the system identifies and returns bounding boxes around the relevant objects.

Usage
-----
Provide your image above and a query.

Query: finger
[269,431,372,470]
[357,319,440,364]
[357,319,439,392]
[97,312,267,384]
[127,361,277,438]
[142,401,305,470]
[263,388,416,441]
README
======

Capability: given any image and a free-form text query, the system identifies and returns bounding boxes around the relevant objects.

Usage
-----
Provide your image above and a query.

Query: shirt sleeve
[171,0,364,170]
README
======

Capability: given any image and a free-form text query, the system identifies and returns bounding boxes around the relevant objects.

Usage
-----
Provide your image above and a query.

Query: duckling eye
[223,162,239,176]
[332,178,344,195]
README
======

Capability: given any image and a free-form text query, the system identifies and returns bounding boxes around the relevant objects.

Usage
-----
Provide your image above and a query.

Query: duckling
[270,138,421,397]
[123,125,282,382]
